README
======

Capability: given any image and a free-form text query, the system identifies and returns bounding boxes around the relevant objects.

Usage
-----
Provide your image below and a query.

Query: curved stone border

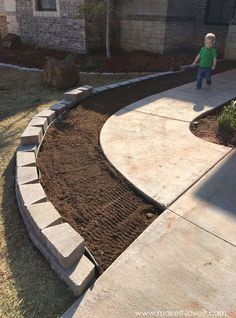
[15,68,191,298]
[0,61,175,76]
[16,86,97,297]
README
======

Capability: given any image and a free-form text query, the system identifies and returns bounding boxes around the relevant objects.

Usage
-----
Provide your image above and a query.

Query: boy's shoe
[196,85,201,89]
[206,80,212,85]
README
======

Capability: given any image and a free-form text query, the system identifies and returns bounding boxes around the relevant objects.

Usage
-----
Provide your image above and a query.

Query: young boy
[192,33,217,89]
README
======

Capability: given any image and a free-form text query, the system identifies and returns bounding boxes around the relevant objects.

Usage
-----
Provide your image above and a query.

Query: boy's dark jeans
[196,67,212,89]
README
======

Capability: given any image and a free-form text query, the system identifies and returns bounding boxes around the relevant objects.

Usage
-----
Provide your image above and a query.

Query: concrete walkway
[63,69,236,317]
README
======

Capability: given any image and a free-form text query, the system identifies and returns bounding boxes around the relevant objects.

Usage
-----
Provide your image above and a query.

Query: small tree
[77,0,129,58]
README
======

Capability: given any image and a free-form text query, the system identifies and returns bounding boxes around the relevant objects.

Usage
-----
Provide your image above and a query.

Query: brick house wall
[16,0,87,52]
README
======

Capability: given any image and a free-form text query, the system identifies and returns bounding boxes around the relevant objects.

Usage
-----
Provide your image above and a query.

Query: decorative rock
[146,212,155,219]
[42,223,85,268]
[16,166,39,186]
[29,116,48,134]
[21,126,43,146]
[64,85,93,103]
[26,202,62,235]
[35,109,56,124]
[18,183,47,206]
[41,58,80,89]
[16,151,36,167]
[1,33,21,48]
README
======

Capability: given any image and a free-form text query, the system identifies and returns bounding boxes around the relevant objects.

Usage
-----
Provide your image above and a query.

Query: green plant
[217,100,236,131]
[83,56,99,72]
[65,53,77,61]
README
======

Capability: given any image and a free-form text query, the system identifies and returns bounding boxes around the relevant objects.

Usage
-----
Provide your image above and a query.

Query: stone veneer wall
[193,0,229,55]
[118,0,196,54]
[118,0,232,55]
[119,0,168,53]
[163,0,195,52]
[120,18,166,53]
[16,0,87,53]
[163,21,195,52]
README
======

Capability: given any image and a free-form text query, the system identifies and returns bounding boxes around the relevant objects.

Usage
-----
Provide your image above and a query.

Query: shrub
[217,100,236,131]
[82,56,99,72]
[65,53,77,61]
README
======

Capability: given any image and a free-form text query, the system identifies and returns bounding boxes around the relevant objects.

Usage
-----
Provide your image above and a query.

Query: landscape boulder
[42,57,80,89]
[1,33,21,48]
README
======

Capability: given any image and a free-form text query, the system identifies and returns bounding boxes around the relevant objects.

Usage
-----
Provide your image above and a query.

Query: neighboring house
[0,0,235,59]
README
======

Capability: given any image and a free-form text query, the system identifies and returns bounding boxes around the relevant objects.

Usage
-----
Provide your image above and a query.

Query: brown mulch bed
[0,44,196,72]
[37,61,236,273]
[190,102,236,147]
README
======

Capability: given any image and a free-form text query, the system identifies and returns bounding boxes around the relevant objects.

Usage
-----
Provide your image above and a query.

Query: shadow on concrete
[194,150,236,217]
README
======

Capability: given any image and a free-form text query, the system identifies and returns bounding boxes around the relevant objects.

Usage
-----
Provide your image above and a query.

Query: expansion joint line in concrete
[166,148,235,247]
[169,208,236,248]
[162,148,235,210]
[134,109,191,123]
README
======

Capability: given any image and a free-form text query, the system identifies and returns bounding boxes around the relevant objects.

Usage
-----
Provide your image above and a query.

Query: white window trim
[33,0,60,17]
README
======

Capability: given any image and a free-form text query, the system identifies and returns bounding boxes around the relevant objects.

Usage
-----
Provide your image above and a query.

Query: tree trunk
[106,0,111,58]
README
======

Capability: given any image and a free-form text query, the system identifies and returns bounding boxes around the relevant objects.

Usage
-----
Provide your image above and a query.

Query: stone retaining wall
[15,70,176,297]
[16,87,96,297]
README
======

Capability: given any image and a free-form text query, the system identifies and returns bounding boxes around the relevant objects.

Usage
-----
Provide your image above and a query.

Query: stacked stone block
[16,86,95,297]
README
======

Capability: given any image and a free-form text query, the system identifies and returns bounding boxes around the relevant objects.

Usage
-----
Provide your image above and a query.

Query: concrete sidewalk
[63,69,236,317]
[100,69,236,208]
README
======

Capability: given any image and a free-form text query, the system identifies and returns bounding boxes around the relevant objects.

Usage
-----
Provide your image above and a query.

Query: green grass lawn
[0,68,137,317]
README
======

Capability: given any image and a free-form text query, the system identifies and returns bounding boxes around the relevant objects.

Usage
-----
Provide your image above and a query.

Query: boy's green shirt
[199,47,217,68]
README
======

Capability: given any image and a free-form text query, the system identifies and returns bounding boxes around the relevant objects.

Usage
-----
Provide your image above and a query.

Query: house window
[205,0,236,25]
[36,0,57,12]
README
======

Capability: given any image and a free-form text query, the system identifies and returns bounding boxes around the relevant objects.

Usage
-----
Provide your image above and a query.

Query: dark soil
[37,60,236,273]
[190,103,236,147]
[0,44,196,72]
